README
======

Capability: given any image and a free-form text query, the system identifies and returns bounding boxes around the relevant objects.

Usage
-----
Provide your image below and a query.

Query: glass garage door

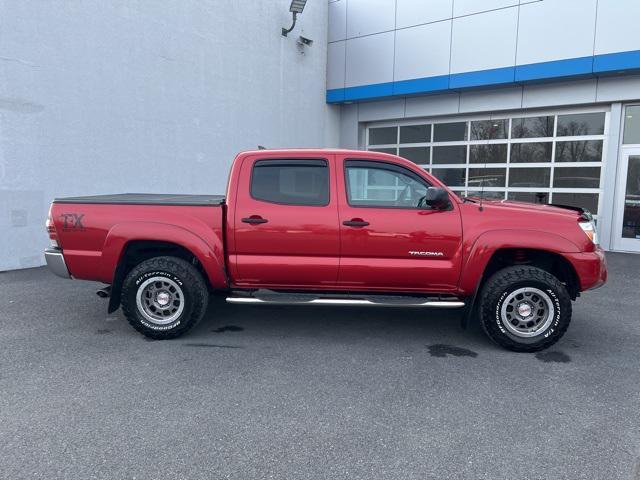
[366,109,607,217]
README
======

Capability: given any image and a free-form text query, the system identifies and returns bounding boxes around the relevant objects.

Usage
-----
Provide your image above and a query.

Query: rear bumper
[44,247,71,279]
[564,247,607,292]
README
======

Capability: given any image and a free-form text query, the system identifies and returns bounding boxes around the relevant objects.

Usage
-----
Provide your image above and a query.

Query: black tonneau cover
[53,193,225,206]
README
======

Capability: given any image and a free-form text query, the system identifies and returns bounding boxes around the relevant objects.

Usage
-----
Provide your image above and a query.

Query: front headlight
[579,220,598,245]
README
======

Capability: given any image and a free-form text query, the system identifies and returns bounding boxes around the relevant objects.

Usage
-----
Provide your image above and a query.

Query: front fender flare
[458,229,580,296]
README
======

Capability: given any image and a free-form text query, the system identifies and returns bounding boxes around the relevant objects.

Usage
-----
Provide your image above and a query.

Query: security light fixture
[289,0,308,13]
[282,0,308,36]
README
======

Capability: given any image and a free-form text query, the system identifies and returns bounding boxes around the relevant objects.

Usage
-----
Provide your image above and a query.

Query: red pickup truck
[45,149,607,351]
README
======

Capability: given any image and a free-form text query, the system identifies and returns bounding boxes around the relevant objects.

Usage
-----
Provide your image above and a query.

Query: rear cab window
[250,159,329,206]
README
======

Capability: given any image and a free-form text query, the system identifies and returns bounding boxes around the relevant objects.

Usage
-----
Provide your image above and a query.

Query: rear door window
[251,159,329,206]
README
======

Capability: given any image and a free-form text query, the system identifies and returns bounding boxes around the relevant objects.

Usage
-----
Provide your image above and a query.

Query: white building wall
[345,32,395,88]
[327,0,640,98]
[594,1,640,55]
[394,21,451,82]
[516,0,597,66]
[0,0,340,271]
[450,7,518,74]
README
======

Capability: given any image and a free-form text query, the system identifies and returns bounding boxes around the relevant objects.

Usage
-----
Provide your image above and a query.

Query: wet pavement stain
[183,343,243,349]
[535,351,571,363]
[428,344,478,358]
[211,325,244,333]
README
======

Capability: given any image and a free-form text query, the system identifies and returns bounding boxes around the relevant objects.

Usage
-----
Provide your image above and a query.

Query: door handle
[343,218,369,227]
[242,216,268,224]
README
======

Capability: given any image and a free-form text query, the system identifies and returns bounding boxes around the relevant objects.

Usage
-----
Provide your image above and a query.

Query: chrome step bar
[226,294,465,308]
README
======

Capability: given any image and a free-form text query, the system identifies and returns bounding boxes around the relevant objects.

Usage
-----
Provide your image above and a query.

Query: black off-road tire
[479,266,572,352]
[121,256,208,340]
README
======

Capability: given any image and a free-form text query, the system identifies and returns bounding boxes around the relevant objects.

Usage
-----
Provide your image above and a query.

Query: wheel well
[107,240,208,313]
[482,248,580,300]
[120,240,198,266]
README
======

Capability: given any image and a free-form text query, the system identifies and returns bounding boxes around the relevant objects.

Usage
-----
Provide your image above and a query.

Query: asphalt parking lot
[1,252,639,480]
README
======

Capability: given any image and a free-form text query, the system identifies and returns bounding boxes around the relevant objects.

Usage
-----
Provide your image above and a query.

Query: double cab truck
[45,149,607,352]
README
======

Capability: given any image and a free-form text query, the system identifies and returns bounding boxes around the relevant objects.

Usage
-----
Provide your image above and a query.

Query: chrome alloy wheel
[500,287,555,338]
[135,276,185,325]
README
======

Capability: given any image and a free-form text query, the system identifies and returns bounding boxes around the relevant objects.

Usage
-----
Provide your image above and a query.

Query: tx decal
[60,213,85,231]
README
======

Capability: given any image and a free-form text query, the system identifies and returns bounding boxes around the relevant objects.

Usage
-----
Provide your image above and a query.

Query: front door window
[345,163,428,208]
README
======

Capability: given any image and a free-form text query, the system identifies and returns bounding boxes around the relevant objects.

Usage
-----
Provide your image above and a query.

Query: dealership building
[1,0,640,270]
[328,0,640,254]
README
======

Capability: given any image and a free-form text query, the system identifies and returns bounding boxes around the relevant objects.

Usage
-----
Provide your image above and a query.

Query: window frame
[343,159,434,210]
[249,158,331,207]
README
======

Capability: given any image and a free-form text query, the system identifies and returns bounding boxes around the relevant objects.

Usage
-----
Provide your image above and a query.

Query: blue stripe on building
[327,49,640,104]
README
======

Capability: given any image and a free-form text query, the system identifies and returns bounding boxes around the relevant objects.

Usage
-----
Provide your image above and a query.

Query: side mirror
[424,187,451,210]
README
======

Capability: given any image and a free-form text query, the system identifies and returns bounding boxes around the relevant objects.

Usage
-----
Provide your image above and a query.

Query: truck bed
[49,193,227,285]
[53,193,225,206]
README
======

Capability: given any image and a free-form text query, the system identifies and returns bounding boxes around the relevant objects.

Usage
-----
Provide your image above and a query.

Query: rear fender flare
[101,221,227,289]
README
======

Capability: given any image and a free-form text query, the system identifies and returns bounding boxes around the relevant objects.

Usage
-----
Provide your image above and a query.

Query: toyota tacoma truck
[44,149,607,351]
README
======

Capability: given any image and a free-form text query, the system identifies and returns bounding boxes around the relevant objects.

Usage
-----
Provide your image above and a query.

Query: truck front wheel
[121,256,209,339]
[478,266,572,352]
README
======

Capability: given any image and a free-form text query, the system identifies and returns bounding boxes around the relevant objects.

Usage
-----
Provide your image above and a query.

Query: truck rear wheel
[478,266,572,352]
[121,256,208,339]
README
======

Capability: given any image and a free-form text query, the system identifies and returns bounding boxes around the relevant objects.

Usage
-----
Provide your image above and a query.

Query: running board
[226,291,465,308]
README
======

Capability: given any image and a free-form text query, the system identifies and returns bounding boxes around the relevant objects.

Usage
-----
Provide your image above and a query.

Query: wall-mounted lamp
[282,0,308,37]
